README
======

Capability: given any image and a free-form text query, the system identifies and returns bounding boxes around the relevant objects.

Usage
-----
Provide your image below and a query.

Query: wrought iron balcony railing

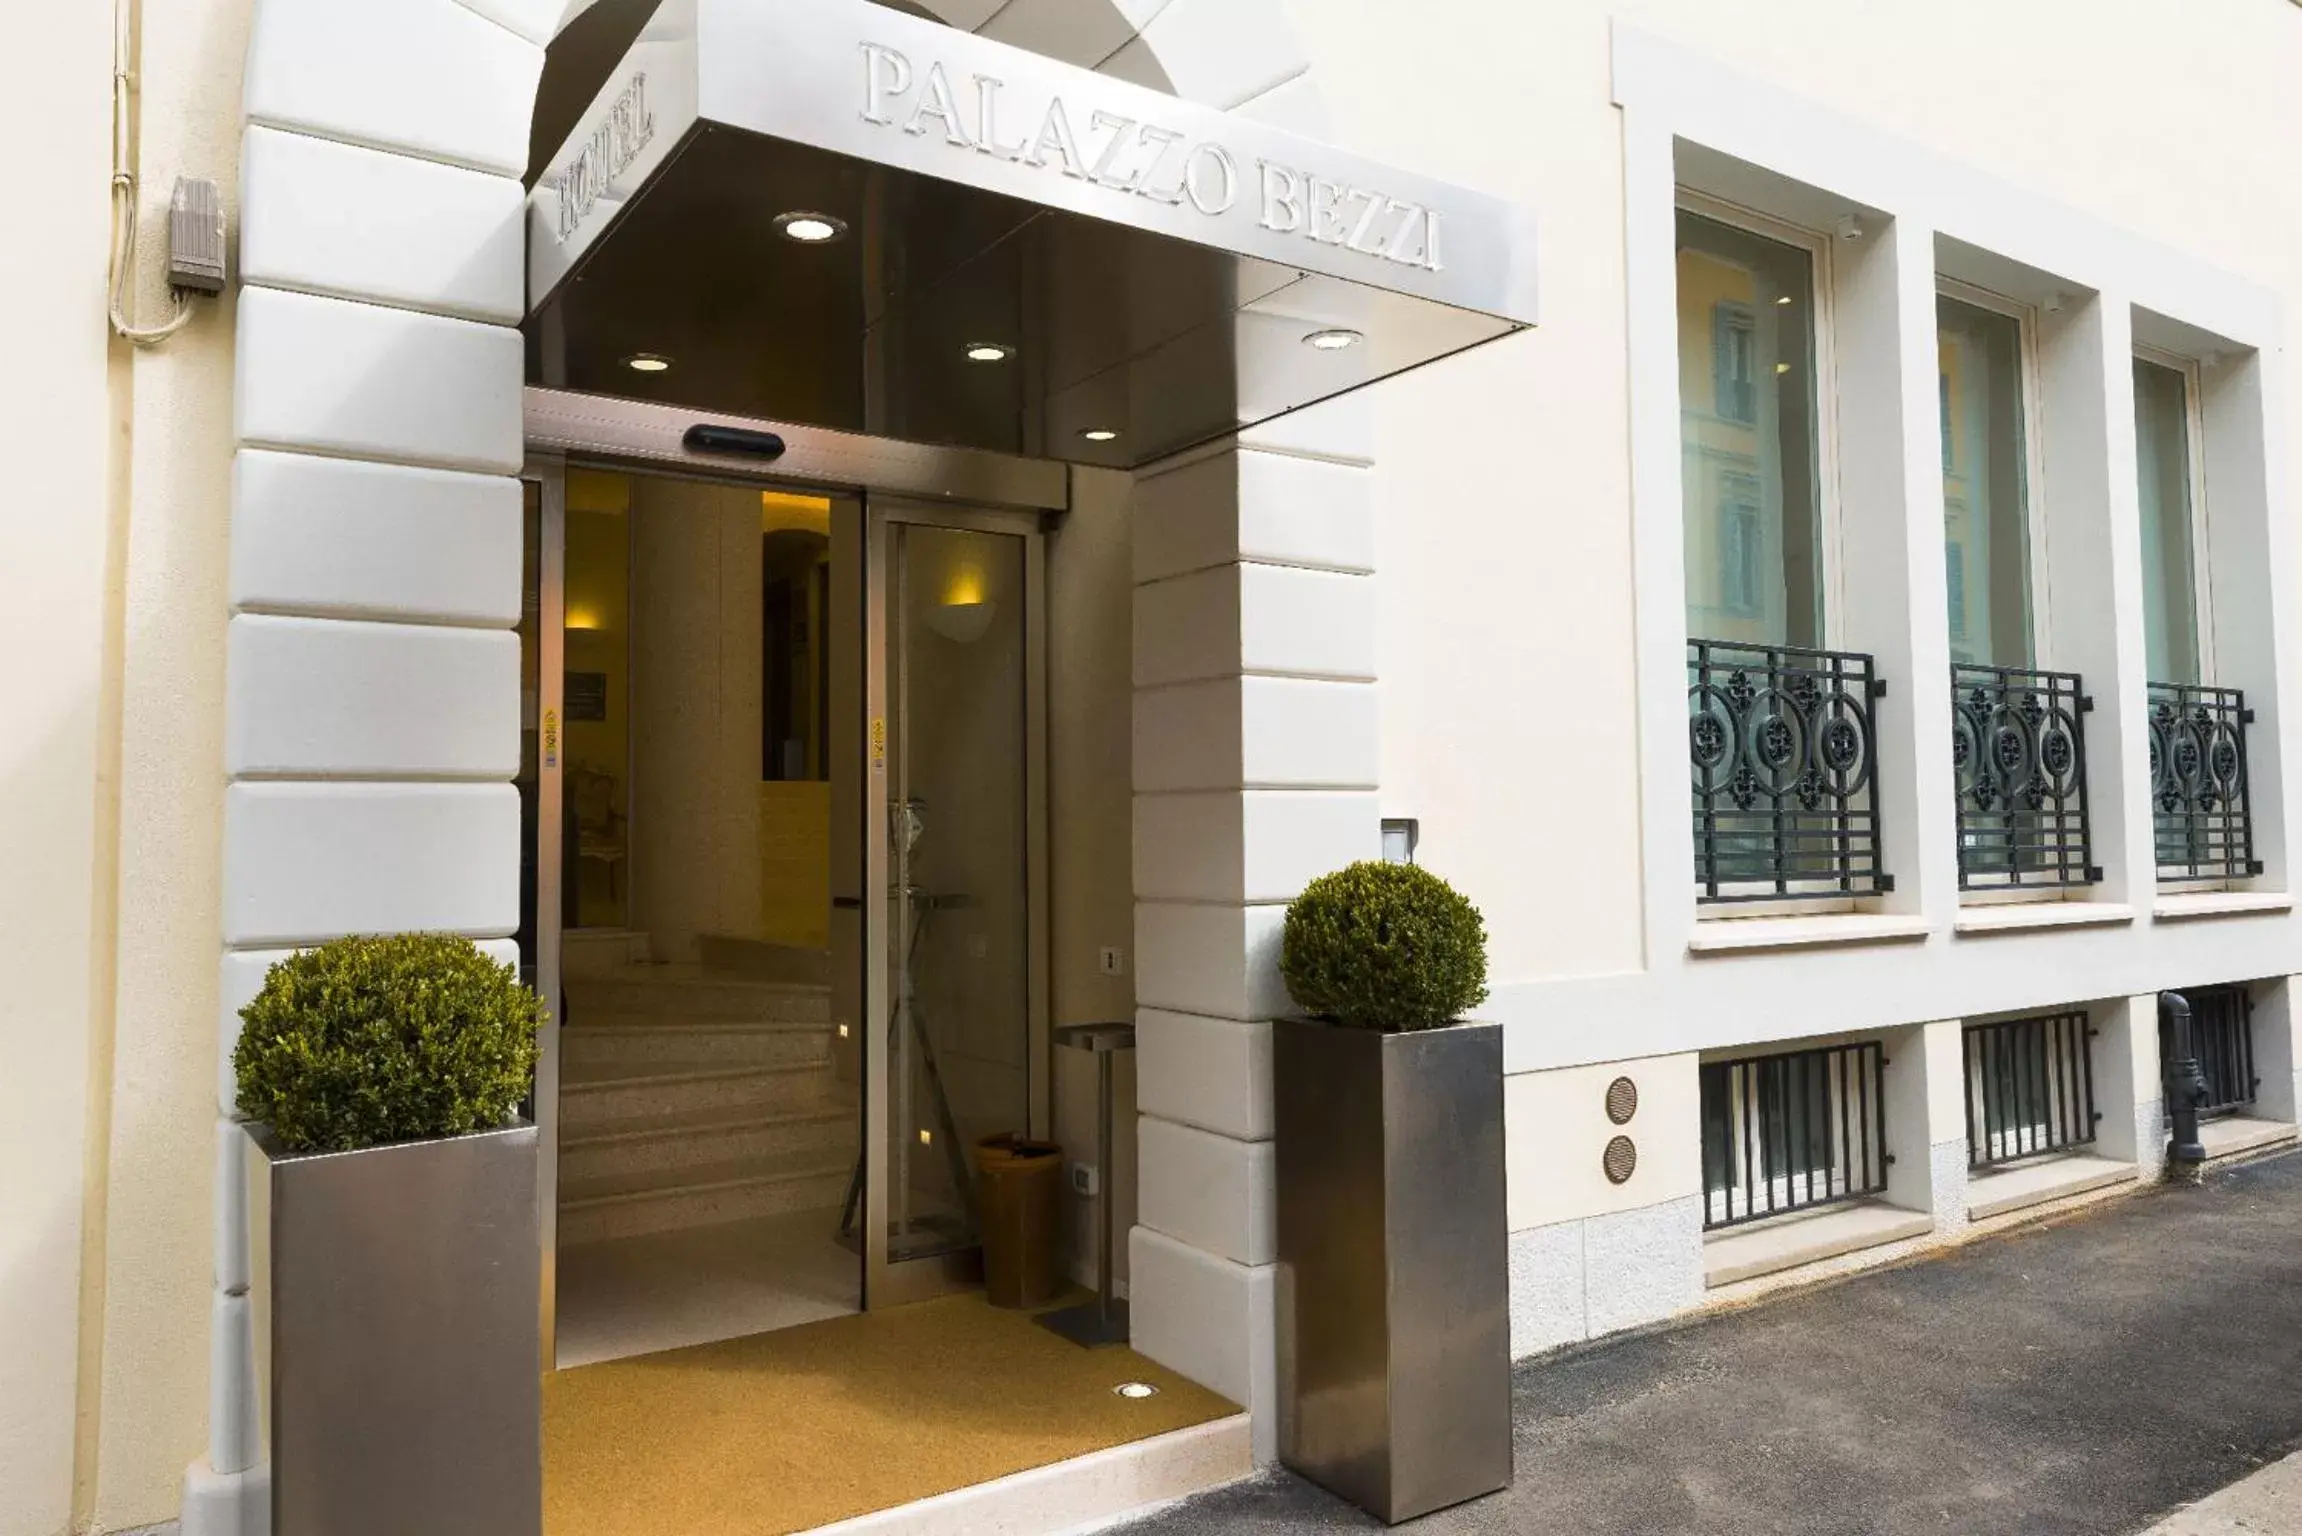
[1963,1011,2098,1170]
[1689,639,1890,903]
[2148,682,2261,883]
[1700,1041,1890,1231]
[2163,983,2258,1117]
[1951,664,2098,891]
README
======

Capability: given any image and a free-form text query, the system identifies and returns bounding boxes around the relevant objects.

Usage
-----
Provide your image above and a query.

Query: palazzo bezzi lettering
[858,42,1445,274]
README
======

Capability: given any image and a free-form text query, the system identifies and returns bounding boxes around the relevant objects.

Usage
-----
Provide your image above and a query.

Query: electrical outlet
[1098,946,1126,977]
[1070,1161,1099,1198]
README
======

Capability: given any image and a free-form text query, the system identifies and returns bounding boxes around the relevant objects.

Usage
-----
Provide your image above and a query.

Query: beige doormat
[544,1291,1236,1535]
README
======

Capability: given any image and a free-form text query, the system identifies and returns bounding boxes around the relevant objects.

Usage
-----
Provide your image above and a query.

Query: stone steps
[560,1061,839,1131]
[554,946,856,1243]
[566,973,834,1025]
[558,1156,856,1244]
[558,1103,857,1185]
[561,1017,835,1073]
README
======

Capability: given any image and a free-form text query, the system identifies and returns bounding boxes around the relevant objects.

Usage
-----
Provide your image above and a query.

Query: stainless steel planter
[1275,1018,1510,1524]
[246,1122,541,1536]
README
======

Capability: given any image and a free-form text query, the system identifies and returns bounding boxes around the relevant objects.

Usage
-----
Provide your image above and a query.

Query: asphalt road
[1114,1149,2302,1536]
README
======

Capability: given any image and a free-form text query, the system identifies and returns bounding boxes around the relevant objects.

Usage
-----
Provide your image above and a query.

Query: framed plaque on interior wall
[566,672,608,722]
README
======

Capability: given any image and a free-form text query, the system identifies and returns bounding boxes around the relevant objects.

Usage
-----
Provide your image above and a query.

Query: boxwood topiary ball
[235,933,543,1155]
[1280,861,1489,1032]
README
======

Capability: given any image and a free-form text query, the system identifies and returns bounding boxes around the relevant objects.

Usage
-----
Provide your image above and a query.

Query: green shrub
[1280,861,1489,1032]
[235,934,542,1154]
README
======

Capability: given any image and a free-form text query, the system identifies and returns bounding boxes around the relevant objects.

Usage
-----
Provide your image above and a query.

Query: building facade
[9,2,2302,1534]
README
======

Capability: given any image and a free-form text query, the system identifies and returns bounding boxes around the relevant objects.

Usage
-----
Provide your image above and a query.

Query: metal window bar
[1700,1041,1890,1231]
[2168,984,2259,1118]
[2148,682,2261,883]
[1689,640,1891,903]
[1951,664,2099,890]
[1962,1011,2099,1169]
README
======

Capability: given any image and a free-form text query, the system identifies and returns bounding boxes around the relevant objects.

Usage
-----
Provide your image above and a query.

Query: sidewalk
[2141,1447,2302,1535]
[1112,1149,2302,1536]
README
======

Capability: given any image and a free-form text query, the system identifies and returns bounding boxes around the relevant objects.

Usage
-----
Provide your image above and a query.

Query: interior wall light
[774,210,848,243]
[964,342,1015,363]
[624,353,673,373]
[1304,328,1364,351]
[925,563,997,644]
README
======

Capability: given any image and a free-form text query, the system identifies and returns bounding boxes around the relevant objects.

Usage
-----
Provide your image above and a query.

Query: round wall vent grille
[1603,1135,1638,1185]
[1605,1076,1639,1125]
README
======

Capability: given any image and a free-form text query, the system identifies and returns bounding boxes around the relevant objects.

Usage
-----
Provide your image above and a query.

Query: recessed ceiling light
[624,353,672,373]
[1113,1382,1160,1400]
[775,210,848,244]
[965,342,1015,363]
[1776,295,1794,306]
[1304,328,1364,352]
[1079,428,1120,443]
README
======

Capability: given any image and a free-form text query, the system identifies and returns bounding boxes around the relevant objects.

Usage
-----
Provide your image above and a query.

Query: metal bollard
[2161,991,2209,1179]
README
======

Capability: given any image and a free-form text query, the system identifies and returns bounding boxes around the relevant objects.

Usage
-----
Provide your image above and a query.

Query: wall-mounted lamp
[1836,213,1864,242]
[926,566,996,644]
[1381,818,1420,865]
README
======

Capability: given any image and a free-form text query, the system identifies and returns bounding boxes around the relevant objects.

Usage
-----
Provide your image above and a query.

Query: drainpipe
[2160,991,2208,1181]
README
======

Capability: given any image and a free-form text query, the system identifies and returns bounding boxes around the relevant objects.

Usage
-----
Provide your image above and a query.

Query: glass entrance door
[861,501,1049,1306]
[525,469,1050,1352]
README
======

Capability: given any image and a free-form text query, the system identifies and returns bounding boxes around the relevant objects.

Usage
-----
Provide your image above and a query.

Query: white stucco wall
[3,7,119,1534]
[14,2,2302,1533]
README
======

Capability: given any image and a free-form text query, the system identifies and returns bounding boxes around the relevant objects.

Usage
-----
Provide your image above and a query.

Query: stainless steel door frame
[524,387,1069,513]
[525,424,1058,1328]
[523,454,569,1368]
[863,496,1051,1310]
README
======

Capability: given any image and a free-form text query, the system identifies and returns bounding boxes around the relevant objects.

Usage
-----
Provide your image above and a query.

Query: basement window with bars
[1963,1011,2099,1169]
[2168,984,2259,1118]
[1700,1042,1889,1230]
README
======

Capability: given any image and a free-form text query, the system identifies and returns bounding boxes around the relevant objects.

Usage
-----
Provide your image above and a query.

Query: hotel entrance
[513,421,1236,1533]
[483,0,1534,1524]
[520,457,1049,1365]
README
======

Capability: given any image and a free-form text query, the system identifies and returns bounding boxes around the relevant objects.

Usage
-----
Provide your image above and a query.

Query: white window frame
[1677,188,1848,651]
[1678,191,1867,917]
[1935,276,2053,671]
[2133,341,2218,686]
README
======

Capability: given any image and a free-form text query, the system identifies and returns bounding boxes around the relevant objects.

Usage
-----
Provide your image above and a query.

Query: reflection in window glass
[1937,296,2034,667]
[2134,358,2202,684]
[1677,210,1824,648]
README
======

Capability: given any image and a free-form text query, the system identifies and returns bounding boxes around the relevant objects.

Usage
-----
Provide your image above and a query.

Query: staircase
[557,937,856,1246]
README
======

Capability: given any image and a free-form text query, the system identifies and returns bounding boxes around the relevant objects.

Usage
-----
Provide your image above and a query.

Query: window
[1700,1042,1889,1229]
[1936,293,2036,668]
[1963,1012,2097,1169]
[2166,985,2257,1118]
[1677,207,1825,650]
[2134,355,2205,685]
[1713,302,1757,424]
[1680,201,1885,907]
[1719,474,1763,615]
[1944,542,1968,643]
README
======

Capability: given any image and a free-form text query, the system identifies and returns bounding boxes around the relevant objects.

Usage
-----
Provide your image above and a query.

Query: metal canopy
[527,0,1539,470]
